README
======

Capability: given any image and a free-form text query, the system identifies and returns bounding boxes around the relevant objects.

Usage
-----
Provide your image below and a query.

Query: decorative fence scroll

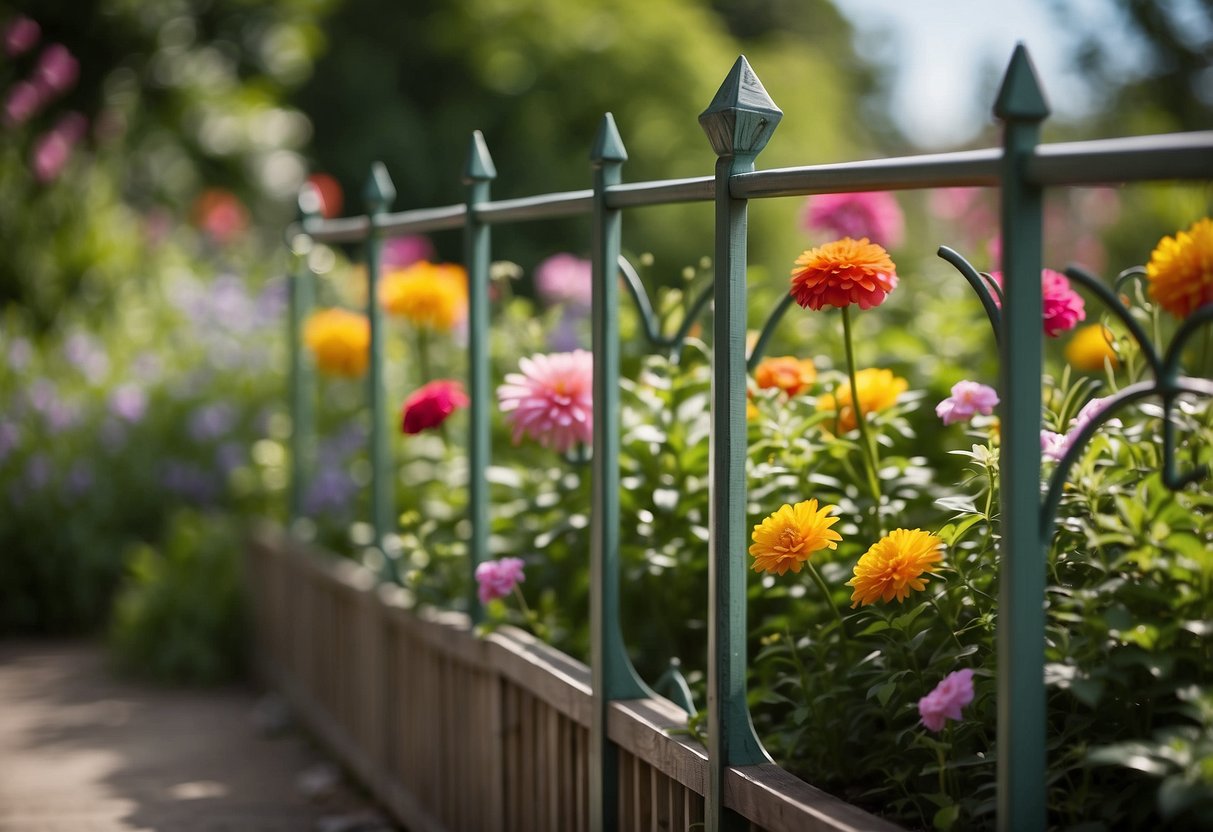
[258,46,1213,832]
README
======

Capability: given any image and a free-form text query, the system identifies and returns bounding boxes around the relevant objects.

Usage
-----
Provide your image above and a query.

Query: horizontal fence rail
[266,44,1213,832]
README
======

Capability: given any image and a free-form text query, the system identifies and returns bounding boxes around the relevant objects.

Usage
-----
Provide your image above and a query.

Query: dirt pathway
[0,641,396,832]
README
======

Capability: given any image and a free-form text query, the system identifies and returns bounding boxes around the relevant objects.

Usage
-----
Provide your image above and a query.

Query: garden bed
[248,527,901,832]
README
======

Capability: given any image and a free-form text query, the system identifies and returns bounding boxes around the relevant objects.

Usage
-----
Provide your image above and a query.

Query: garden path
[0,641,397,832]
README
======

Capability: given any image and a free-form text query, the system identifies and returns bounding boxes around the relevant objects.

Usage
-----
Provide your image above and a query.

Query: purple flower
[63,330,109,383]
[534,253,592,308]
[3,16,40,57]
[33,44,78,96]
[1041,430,1068,462]
[26,379,59,414]
[918,668,975,732]
[216,442,244,474]
[108,383,148,424]
[188,403,236,443]
[160,461,219,505]
[936,381,999,426]
[382,235,434,270]
[474,557,526,604]
[1042,396,1122,463]
[66,461,93,496]
[3,81,44,128]
[303,466,358,515]
[802,192,905,249]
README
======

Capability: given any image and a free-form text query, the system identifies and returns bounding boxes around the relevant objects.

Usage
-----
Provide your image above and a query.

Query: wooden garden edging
[248,527,902,832]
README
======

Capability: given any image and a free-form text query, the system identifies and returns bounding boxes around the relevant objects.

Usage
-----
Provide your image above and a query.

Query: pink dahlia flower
[3,81,43,128]
[918,668,975,732]
[1042,396,1122,464]
[475,557,525,604]
[34,43,78,96]
[802,191,905,249]
[535,253,593,308]
[497,350,593,453]
[401,379,468,435]
[990,269,1086,337]
[936,380,999,425]
[1041,430,1068,462]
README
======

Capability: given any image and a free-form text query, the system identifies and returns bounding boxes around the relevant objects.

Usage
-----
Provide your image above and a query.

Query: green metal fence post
[364,162,400,583]
[589,112,655,831]
[464,131,496,624]
[699,56,780,831]
[993,44,1049,832]
[288,183,321,528]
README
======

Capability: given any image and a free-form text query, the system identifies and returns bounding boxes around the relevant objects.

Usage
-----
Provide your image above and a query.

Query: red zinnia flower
[401,379,469,434]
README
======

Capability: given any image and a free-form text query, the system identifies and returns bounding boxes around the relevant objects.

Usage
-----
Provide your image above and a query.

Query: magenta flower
[475,557,526,604]
[936,380,999,425]
[1042,396,1122,463]
[3,16,40,57]
[34,44,78,96]
[497,350,593,454]
[31,129,71,183]
[535,253,593,308]
[990,269,1086,337]
[802,191,905,249]
[401,379,469,434]
[3,81,44,127]
[382,235,434,270]
[918,668,975,732]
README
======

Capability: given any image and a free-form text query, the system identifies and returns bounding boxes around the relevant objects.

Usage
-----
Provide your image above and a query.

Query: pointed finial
[464,130,497,183]
[297,180,323,220]
[699,55,782,158]
[994,44,1050,121]
[591,113,628,165]
[363,161,396,213]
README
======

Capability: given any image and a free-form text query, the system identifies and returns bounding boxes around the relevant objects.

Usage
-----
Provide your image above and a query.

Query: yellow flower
[847,529,943,607]
[379,261,469,330]
[746,399,760,421]
[304,308,370,378]
[1065,324,1118,371]
[749,499,842,576]
[1146,217,1213,318]
[754,355,817,396]
[817,368,908,433]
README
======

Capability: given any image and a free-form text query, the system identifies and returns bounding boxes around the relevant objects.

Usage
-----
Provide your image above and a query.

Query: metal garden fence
[265,46,1213,832]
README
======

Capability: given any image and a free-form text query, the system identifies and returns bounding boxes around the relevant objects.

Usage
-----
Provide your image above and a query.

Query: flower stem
[416,326,433,384]
[925,589,965,651]
[840,307,885,533]
[806,560,847,640]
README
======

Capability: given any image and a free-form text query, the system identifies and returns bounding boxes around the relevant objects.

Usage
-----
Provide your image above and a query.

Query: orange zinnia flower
[748,499,842,576]
[1146,217,1213,319]
[817,367,907,433]
[847,529,943,607]
[754,355,817,396]
[790,238,898,311]
[379,261,469,330]
[304,308,370,378]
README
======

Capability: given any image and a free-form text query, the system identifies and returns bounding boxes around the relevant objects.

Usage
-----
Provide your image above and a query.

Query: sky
[832,0,1148,148]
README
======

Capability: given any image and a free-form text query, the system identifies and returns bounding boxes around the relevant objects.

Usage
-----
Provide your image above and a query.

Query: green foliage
[109,509,248,684]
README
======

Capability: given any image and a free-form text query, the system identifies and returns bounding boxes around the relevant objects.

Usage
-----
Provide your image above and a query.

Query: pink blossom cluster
[31,111,87,183]
[497,350,593,454]
[3,16,39,57]
[936,380,999,426]
[3,39,79,128]
[1041,396,1121,463]
[918,668,975,732]
[990,269,1086,337]
[534,253,593,309]
[802,191,905,249]
[474,557,525,604]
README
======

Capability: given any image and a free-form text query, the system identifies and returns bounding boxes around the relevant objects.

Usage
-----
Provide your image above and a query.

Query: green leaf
[933,803,961,832]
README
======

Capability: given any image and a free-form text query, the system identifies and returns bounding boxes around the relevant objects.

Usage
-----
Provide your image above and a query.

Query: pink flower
[990,269,1086,337]
[802,191,905,249]
[1041,430,1068,462]
[31,128,72,183]
[918,668,975,732]
[383,235,434,270]
[475,557,525,604]
[535,253,593,308]
[936,380,999,425]
[497,350,593,454]
[3,81,44,127]
[34,44,78,96]
[3,16,40,57]
[401,379,468,435]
